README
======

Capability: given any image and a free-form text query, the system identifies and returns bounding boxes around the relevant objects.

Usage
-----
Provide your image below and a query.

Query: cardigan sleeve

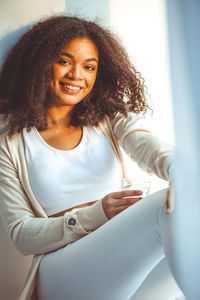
[0,135,108,256]
[111,112,174,181]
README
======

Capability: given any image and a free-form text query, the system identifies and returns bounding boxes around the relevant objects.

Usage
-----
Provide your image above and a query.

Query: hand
[101,190,143,220]
[166,183,175,214]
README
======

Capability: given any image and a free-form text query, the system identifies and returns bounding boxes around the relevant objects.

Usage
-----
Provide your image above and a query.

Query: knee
[146,188,168,204]
[145,188,168,221]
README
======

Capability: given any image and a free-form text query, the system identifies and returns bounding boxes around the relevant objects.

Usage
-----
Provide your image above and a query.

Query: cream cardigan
[0,113,173,300]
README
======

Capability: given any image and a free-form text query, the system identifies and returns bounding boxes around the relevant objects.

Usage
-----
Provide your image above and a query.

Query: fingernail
[166,208,171,214]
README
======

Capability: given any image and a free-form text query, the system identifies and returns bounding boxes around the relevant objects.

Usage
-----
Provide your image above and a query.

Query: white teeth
[62,83,81,91]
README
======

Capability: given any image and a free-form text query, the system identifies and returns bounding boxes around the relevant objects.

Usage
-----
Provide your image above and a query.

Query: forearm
[0,152,108,255]
[121,131,174,181]
[111,113,173,181]
[0,180,107,256]
[9,215,75,255]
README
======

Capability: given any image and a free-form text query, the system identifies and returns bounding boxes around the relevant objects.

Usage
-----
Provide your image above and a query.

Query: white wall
[0,0,65,36]
[110,0,174,192]
[66,0,110,24]
[110,0,174,142]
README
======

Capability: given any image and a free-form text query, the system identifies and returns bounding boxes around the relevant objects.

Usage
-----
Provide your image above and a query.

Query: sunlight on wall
[110,0,174,192]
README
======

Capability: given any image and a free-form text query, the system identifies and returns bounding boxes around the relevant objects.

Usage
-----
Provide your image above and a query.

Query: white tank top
[23,126,122,216]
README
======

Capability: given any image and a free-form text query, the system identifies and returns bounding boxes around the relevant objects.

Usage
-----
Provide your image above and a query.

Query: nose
[66,64,83,81]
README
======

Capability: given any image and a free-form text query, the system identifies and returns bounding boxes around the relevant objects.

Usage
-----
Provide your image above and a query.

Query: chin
[51,95,83,107]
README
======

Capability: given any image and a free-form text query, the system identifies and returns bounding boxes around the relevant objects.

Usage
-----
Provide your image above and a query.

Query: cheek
[88,73,97,90]
[52,64,64,80]
[49,79,59,94]
[50,66,63,90]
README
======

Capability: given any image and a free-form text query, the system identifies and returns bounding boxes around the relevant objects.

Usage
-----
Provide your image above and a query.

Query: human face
[49,37,99,107]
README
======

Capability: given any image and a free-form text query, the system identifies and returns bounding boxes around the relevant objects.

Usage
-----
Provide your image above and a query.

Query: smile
[60,82,82,92]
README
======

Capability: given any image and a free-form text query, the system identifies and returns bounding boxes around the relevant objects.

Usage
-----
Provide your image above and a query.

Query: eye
[57,58,71,66]
[84,65,96,71]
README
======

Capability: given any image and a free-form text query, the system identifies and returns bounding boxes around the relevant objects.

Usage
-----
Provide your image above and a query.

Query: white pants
[36,189,184,300]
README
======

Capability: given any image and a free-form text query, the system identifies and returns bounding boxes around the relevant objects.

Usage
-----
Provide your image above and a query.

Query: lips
[59,81,83,94]
[60,82,81,90]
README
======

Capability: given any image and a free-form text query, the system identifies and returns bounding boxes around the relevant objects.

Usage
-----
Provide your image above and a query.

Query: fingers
[110,196,143,216]
[102,190,144,219]
[108,203,139,218]
[115,196,143,207]
[108,190,143,199]
[166,189,170,213]
[166,187,175,214]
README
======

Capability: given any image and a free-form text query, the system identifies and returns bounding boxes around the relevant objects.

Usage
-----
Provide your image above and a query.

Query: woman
[0,16,176,300]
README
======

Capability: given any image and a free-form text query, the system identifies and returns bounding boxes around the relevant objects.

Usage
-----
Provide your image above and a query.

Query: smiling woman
[49,38,99,107]
[41,37,99,150]
[0,15,187,300]
[0,16,148,136]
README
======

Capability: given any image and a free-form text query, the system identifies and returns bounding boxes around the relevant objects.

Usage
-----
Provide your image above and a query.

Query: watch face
[68,217,76,226]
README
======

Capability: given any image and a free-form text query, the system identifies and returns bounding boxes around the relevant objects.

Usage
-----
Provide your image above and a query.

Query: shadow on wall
[0,214,32,300]
[0,217,33,300]
[0,25,31,66]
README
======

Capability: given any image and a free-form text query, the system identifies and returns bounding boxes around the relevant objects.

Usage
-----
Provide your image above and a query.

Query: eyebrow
[60,52,98,63]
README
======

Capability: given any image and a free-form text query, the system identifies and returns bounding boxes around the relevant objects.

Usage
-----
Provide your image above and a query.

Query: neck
[46,106,74,129]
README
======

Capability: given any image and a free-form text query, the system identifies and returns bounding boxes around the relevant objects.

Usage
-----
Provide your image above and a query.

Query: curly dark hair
[0,15,150,136]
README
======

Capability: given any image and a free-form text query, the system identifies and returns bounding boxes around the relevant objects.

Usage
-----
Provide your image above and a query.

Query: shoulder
[0,114,23,148]
[0,129,24,162]
[0,114,8,135]
[98,112,148,134]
